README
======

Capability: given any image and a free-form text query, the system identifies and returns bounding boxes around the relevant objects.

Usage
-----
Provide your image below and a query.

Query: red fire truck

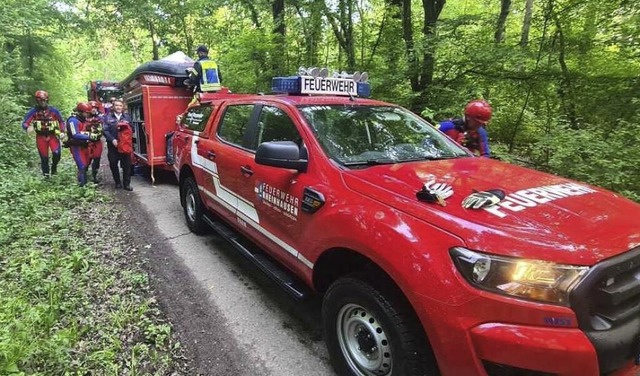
[168,72,640,376]
[119,52,198,179]
[87,80,123,103]
[118,52,640,375]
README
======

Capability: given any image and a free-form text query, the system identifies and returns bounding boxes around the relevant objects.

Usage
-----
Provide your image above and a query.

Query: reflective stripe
[199,60,221,92]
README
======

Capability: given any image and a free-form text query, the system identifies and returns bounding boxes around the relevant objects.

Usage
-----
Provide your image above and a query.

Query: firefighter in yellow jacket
[189,45,222,93]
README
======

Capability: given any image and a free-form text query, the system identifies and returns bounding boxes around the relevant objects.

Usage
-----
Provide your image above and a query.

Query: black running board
[202,213,311,300]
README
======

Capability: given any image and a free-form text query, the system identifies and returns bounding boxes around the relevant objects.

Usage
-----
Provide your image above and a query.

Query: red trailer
[120,52,195,178]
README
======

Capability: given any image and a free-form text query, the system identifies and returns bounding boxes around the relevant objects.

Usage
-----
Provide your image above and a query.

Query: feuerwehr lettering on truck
[483,182,597,218]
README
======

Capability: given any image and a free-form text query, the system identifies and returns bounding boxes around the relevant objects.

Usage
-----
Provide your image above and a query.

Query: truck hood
[342,157,640,265]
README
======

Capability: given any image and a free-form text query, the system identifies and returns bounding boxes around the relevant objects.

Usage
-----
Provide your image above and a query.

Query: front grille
[570,246,640,374]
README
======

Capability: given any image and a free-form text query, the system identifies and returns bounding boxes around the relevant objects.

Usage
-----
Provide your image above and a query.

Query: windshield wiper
[396,155,462,162]
[342,158,398,166]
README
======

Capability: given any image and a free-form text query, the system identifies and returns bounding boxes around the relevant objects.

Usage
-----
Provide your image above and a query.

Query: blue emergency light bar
[272,76,371,98]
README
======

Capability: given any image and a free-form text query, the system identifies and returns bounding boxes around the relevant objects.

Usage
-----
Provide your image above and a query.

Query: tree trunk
[494,0,511,43]
[180,16,192,55]
[241,0,261,28]
[520,0,534,47]
[550,0,578,129]
[410,0,445,111]
[272,0,286,75]
[324,0,356,71]
[340,0,356,70]
[148,20,159,60]
[401,0,418,91]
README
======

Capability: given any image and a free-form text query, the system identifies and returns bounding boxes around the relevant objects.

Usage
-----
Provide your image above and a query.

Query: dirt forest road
[111,169,335,376]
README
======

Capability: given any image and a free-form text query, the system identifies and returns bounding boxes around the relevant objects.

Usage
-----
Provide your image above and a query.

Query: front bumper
[470,323,598,375]
[412,284,640,376]
[430,318,640,376]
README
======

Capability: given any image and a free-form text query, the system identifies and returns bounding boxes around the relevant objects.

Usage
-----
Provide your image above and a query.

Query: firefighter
[104,100,133,191]
[86,102,105,184]
[88,100,105,118]
[188,45,222,93]
[104,96,117,115]
[437,100,493,157]
[66,102,101,187]
[21,90,66,177]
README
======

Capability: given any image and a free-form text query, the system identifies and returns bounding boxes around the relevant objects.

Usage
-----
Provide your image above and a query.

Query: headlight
[450,247,588,306]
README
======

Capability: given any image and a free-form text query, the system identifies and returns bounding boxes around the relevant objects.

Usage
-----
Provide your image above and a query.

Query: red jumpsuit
[21,106,65,175]
[66,115,93,186]
[85,117,105,183]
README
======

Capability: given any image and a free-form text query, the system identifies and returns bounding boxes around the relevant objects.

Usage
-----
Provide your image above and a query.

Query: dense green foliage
[0,152,182,373]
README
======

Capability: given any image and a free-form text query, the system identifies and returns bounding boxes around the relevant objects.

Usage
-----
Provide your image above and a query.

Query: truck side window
[253,105,300,150]
[181,105,212,132]
[218,105,255,146]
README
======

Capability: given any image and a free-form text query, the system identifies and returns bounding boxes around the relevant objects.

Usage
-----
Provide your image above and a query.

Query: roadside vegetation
[0,98,186,374]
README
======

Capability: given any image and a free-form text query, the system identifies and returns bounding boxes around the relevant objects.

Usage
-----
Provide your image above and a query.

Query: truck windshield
[98,88,123,102]
[298,105,468,166]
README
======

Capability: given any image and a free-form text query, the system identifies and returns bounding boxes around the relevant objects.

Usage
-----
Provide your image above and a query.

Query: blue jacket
[104,112,132,144]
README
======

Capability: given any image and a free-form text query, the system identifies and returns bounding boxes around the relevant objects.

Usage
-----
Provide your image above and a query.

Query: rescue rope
[144,86,155,185]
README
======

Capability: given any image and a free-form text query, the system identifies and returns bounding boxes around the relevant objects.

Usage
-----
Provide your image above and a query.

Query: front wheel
[181,176,208,235]
[322,277,439,376]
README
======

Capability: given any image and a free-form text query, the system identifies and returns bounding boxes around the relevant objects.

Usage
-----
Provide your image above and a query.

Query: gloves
[186,67,198,78]
[462,189,506,209]
[56,129,67,142]
[89,133,100,141]
[417,180,453,206]
[26,125,35,134]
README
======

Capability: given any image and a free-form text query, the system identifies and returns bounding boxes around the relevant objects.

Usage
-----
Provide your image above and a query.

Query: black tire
[181,176,208,235]
[322,277,439,376]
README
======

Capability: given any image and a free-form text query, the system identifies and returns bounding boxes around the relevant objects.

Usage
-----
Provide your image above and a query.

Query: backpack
[63,115,89,147]
[117,121,133,154]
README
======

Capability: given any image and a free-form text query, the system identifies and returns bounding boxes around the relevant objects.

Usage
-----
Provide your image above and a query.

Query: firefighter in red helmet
[437,99,493,157]
[66,102,101,186]
[21,90,66,177]
[86,100,105,183]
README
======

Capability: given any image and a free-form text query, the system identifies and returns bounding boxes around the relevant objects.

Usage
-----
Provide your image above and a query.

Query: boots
[51,154,60,175]
[92,169,100,184]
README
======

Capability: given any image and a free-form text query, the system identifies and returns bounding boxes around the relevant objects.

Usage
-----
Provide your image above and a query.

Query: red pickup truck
[171,74,640,376]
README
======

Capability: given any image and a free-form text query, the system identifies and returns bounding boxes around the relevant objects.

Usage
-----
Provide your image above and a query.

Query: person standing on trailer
[104,100,133,191]
[189,45,222,93]
[21,90,66,177]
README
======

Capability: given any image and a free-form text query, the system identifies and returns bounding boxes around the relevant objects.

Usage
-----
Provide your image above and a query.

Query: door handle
[240,166,253,176]
[207,151,216,159]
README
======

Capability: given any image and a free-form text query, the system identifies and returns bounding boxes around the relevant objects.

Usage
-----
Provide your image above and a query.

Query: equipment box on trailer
[120,52,194,174]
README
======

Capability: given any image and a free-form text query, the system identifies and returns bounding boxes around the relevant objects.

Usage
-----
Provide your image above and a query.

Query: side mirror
[255,141,307,172]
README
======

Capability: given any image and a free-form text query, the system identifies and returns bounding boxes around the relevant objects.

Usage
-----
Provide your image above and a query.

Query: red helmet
[76,102,93,113]
[35,90,49,100]
[464,100,493,124]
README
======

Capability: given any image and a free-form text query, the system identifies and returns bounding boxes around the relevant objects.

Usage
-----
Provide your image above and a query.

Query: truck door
[229,103,314,271]
[174,104,229,214]
[206,103,257,225]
